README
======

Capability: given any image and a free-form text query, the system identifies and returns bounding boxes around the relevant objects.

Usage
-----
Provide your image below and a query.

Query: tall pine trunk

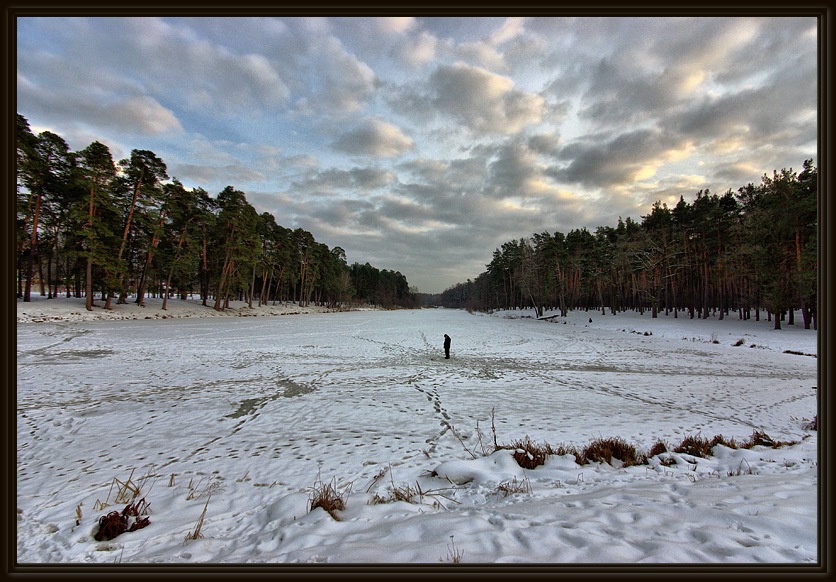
[23,189,45,302]
[85,185,95,311]
[162,223,189,310]
[115,167,144,305]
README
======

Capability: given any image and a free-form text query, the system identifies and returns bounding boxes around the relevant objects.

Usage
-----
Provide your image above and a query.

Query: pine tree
[17,130,74,301]
[112,150,169,306]
[212,186,261,311]
[76,142,118,310]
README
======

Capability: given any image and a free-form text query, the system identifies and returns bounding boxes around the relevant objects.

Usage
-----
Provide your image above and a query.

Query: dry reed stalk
[184,498,210,542]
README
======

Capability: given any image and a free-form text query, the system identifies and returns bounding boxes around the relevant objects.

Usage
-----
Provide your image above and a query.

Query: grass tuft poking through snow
[494,476,532,497]
[442,535,464,563]
[501,436,552,469]
[582,436,645,467]
[370,466,460,509]
[308,475,349,521]
[673,434,713,458]
[184,498,210,542]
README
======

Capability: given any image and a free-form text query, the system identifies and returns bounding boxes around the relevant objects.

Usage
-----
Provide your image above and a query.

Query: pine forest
[438,160,817,331]
[15,114,417,311]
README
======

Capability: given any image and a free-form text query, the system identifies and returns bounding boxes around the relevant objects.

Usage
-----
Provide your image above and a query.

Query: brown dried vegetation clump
[671,430,796,460]
[673,434,713,458]
[94,499,150,541]
[743,430,797,449]
[582,437,645,467]
[503,437,554,469]
[308,476,348,521]
[648,440,669,458]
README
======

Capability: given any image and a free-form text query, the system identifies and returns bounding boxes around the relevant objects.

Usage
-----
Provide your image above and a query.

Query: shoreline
[16,294,348,324]
[16,294,819,356]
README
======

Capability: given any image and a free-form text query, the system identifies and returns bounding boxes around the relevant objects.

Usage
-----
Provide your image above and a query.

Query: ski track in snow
[16,306,818,565]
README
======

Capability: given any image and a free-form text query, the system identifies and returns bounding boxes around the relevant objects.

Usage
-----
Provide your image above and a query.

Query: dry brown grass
[648,440,668,457]
[658,455,677,467]
[709,434,739,449]
[186,476,223,501]
[670,430,796,459]
[184,498,210,542]
[308,475,349,520]
[495,436,585,468]
[673,434,713,458]
[443,535,464,563]
[648,440,676,466]
[495,476,532,497]
[388,481,422,503]
[114,469,141,504]
[94,468,145,512]
[548,443,584,465]
[742,430,797,449]
[582,437,645,467]
[501,436,553,469]
[727,458,754,477]
[371,467,460,509]
[674,433,738,457]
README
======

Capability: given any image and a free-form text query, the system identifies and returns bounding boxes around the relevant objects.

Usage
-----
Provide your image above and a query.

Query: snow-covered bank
[16,303,819,568]
[494,306,819,357]
[16,294,342,324]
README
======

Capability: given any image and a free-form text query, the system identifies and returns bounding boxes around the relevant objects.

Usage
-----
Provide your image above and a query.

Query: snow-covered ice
[16,296,819,567]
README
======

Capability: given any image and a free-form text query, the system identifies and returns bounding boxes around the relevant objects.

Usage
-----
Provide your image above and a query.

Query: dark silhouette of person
[443,334,451,359]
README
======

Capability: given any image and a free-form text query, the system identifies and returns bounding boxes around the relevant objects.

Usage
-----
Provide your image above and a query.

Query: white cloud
[18,66,183,137]
[173,162,265,187]
[394,31,441,68]
[332,118,415,158]
[376,17,417,34]
[430,62,545,134]
[457,41,506,71]
[238,54,291,106]
[488,17,529,46]
[306,36,379,114]
[105,96,183,135]
[127,18,292,114]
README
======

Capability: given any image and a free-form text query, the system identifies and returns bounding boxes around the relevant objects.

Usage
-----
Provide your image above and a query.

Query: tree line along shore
[437,160,817,331]
[16,114,418,312]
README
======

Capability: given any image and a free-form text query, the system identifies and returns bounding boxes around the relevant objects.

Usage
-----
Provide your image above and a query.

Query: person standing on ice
[443,334,451,359]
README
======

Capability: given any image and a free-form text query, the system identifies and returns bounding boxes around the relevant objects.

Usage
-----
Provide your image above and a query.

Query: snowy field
[16,296,819,568]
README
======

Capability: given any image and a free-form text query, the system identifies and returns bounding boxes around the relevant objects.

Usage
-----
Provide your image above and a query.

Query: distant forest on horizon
[437,159,817,331]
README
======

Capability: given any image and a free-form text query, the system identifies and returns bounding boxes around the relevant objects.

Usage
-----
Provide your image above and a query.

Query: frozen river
[16,306,819,564]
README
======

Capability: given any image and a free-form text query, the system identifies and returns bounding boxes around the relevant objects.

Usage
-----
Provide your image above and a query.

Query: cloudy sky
[17,16,818,293]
